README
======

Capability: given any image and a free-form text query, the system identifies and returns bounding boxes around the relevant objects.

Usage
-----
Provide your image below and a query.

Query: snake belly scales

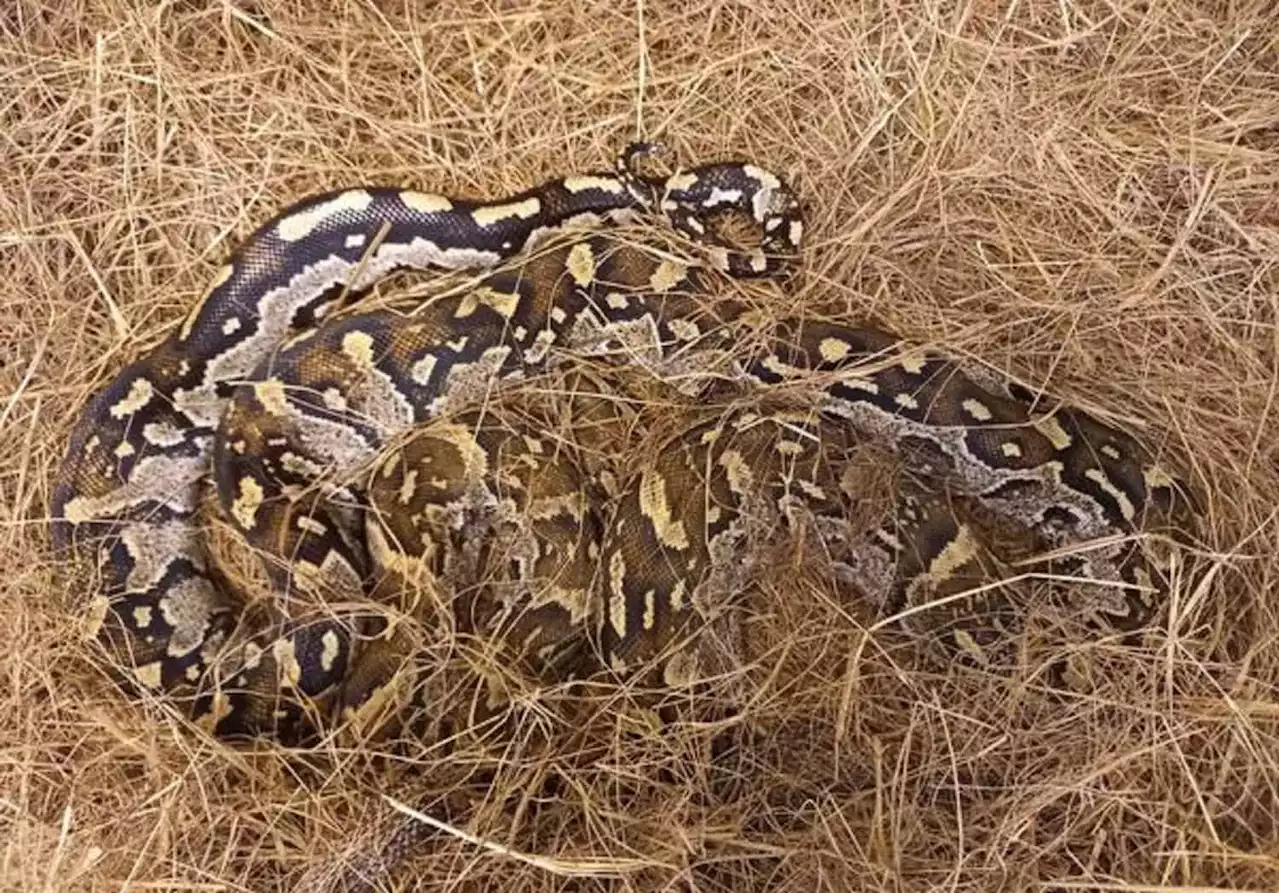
[50,144,1195,745]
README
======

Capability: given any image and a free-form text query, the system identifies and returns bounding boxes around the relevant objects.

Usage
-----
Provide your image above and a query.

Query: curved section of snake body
[50,146,802,739]
[51,145,1194,745]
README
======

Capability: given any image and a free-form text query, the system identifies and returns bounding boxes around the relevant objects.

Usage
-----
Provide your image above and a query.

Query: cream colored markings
[566,242,596,286]
[410,354,438,386]
[926,523,980,582]
[1100,444,1122,460]
[649,260,687,293]
[231,477,265,529]
[961,398,993,421]
[819,337,851,363]
[1033,415,1073,450]
[276,190,375,242]
[454,286,521,320]
[664,171,699,192]
[222,317,242,336]
[1083,469,1136,522]
[254,378,290,416]
[899,356,927,375]
[562,175,626,194]
[178,264,235,340]
[642,591,657,630]
[788,219,804,246]
[114,441,135,458]
[608,550,629,638]
[133,606,153,628]
[1000,442,1023,459]
[1143,465,1178,492]
[667,319,700,342]
[718,449,753,498]
[296,516,328,536]
[109,378,154,419]
[399,191,454,214]
[133,663,164,689]
[342,330,376,365]
[319,629,343,672]
[894,393,920,410]
[472,197,541,227]
[272,638,303,686]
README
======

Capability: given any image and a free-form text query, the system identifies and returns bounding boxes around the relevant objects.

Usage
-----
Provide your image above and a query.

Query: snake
[50,144,1196,751]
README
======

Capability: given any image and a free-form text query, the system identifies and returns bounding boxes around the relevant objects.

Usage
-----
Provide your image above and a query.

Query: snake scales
[51,144,1195,749]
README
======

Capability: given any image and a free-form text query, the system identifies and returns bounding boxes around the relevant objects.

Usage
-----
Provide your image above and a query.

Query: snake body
[51,145,1194,746]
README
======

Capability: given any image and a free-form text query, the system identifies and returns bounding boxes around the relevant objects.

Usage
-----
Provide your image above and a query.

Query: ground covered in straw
[2,1,1276,891]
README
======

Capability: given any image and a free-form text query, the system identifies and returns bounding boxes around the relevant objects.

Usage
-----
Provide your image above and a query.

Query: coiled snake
[51,144,1195,749]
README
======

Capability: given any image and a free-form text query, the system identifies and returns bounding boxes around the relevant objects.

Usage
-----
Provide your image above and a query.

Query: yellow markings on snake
[410,354,438,386]
[132,606,153,628]
[454,286,521,320]
[1033,415,1073,450]
[742,164,781,189]
[319,629,343,673]
[962,399,993,421]
[894,392,919,410]
[296,516,328,536]
[1084,468,1136,522]
[718,449,753,497]
[1000,441,1023,459]
[272,638,303,686]
[1101,444,1122,460]
[231,477,265,530]
[222,317,242,336]
[399,191,454,214]
[899,356,927,374]
[471,197,541,227]
[341,330,376,366]
[114,440,136,458]
[642,590,657,631]
[649,259,687,293]
[789,219,804,246]
[133,662,164,690]
[276,189,374,242]
[927,523,979,582]
[109,377,154,418]
[668,578,687,613]
[566,242,596,286]
[397,468,418,505]
[179,264,234,340]
[667,319,700,342]
[321,388,348,411]
[666,171,699,191]
[253,378,290,415]
[638,469,690,550]
[843,378,879,395]
[819,337,851,363]
[562,175,626,194]
[608,552,629,637]
[1144,465,1177,492]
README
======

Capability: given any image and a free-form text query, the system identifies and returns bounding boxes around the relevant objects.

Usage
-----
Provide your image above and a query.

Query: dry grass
[2,0,1277,891]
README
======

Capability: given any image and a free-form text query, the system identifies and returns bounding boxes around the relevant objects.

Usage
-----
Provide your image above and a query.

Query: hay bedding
[1,0,1276,890]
